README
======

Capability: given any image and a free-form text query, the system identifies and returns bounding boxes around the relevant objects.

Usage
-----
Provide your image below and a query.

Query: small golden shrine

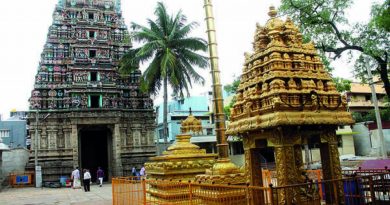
[145,112,217,203]
[180,109,203,135]
[226,6,353,203]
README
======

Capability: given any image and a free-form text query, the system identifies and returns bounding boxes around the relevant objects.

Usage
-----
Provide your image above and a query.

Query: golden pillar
[194,4,246,204]
[267,127,306,204]
[320,127,344,204]
[202,0,241,174]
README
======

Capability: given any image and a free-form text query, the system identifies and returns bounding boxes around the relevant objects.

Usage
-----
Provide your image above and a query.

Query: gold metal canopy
[145,111,217,203]
[226,6,353,135]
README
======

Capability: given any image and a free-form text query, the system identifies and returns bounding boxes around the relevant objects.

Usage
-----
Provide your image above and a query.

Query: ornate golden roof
[180,109,203,135]
[144,110,215,180]
[144,134,216,180]
[226,6,353,135]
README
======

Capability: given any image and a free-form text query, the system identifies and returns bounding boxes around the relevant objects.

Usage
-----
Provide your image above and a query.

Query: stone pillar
[71,124,78,168]
[320,127,344,204]
[133,129,141,146]
[126,129,133,146]
[141,129,147,145]
[112,123,123,177]
[147,130,154,146]
[120,127,127,146]
[30,129,36,150]
[48,129,58,149]
[40,127,47,149]
[57,129,65,148]
[64,128,71,149]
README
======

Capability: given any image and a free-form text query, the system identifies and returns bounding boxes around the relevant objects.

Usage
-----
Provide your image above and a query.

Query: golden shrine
[180,110,203,135]
[225,6,354,203]
[144,113,217,203]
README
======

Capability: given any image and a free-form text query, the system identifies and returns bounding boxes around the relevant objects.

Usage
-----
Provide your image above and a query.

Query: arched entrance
[79,125,112,182]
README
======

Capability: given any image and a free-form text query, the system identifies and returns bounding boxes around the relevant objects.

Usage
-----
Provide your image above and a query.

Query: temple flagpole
[200,0,243,178]
[203,0,229,160]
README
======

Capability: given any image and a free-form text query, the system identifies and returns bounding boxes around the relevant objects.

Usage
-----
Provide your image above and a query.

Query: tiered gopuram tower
[28,0,156,182]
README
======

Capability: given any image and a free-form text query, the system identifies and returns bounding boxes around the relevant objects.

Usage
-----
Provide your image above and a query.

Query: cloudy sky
[0,0,374,119]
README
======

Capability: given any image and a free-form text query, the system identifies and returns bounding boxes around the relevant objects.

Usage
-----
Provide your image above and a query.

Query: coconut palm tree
[119,2,209,146]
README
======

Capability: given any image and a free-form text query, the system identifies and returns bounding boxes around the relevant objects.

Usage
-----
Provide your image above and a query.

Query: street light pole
[366,67,387,158]
[34,110,42,188]
[34,110,38,170]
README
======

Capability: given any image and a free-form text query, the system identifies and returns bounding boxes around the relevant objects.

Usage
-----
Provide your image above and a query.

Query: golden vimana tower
[226,6,353,135]
[225,6,353,202]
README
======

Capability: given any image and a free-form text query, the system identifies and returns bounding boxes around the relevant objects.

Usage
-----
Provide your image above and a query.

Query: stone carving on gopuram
[27,0,156,182]
[225,6,354,204]
[145,110,217,204]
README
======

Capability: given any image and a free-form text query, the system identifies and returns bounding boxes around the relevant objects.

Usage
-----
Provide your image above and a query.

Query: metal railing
[112,172,390,205]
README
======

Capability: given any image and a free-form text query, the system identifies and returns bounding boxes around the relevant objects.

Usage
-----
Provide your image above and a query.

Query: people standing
[131,167,137,177]
[71,167,81,189]
[83,169,91,192]
[140,166,145,177]
[96,167,104,187]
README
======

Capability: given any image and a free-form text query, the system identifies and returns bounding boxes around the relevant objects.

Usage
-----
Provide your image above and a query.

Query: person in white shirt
[71,167,81,189]
[83,169,91,192]
[140,166,145,177]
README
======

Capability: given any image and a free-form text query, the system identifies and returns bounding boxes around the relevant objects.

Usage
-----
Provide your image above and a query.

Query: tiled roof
[349,82,386,94]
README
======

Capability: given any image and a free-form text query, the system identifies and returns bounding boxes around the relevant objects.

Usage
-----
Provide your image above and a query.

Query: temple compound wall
[27,0,156,182]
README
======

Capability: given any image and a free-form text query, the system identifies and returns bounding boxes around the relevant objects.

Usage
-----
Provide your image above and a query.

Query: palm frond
[172,37,208,52]
[120,1,208,99]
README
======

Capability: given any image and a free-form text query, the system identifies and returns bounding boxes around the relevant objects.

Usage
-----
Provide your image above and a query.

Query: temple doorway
[79,125,112,182]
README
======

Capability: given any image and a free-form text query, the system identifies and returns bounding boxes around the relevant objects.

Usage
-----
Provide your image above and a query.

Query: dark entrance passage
[79,126,111,182]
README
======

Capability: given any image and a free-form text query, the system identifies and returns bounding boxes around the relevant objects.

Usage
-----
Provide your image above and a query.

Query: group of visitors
[70,166,105,192]
[131,166,146,178]
[71,166,146,191]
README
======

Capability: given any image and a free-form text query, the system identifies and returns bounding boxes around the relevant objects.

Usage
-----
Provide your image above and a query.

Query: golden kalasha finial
[268,5,277,18]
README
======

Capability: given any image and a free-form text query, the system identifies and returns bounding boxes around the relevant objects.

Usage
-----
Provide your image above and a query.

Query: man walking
[71,167,81,189]
[97,167,104,187]
[83,169,91,192]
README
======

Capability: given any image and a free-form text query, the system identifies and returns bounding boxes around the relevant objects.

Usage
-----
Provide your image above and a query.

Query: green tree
[333,77,352,93]
[224,96,236,119]
[223,77,241,95]
[279,0,390,97]
[223,77,240,119]
[119,2,208,144]
[372,0,390,32]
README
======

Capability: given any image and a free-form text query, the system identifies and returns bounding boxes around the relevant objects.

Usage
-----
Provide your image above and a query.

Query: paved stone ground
[0,184,112,205]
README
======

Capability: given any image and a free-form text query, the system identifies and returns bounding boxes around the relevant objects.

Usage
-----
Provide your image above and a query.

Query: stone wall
[27,110,156,182]
[352,123,390,156]
[1,148,30,186]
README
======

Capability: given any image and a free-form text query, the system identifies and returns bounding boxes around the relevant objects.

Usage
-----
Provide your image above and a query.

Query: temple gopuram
[226,6,354,203]
[27,0,156,182]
